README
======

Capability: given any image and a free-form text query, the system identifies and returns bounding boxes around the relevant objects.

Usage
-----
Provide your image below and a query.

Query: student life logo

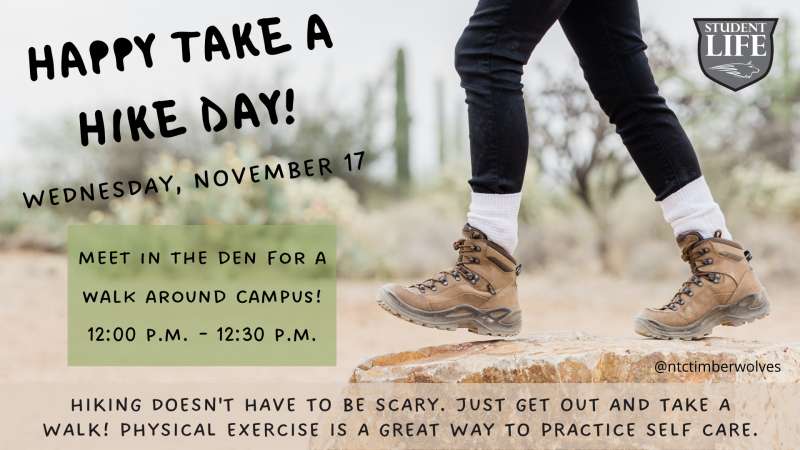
[694,18,778,91]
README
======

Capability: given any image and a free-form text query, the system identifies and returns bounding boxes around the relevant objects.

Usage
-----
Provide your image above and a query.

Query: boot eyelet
[442,280,448,286]
[704,258,713,265]
[474,245,481,251]
[431,286,437,292]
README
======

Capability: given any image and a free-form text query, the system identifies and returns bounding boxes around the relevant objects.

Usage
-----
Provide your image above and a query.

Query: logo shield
[694,18,778,91]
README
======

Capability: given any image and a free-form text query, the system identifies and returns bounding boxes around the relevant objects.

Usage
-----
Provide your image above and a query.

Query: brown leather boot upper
[384,224,521,314]
[638,231,766,328]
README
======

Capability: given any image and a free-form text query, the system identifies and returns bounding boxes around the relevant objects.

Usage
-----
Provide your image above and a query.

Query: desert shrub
[0,200,69,251]
[727,162,800,220]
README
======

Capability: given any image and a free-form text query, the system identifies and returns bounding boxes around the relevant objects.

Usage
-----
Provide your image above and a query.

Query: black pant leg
[455,0,572,194]
[558,0,702,200]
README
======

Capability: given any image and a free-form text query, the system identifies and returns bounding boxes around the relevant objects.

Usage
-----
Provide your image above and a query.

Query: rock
[351,332,800,383]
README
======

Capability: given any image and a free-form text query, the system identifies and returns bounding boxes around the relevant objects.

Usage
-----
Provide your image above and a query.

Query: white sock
[466,192,522,254]
[658,176,731,240]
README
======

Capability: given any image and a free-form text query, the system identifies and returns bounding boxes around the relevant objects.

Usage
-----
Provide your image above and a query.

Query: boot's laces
[413,239,494,294]
[662,243,720,310]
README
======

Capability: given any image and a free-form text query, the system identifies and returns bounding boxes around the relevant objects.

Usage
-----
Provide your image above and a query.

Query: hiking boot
[377,224,522,337]
[635,231,770,340]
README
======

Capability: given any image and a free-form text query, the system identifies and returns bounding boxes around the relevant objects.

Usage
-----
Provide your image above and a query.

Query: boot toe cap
[379,283,430,311]
[636,306,687,328]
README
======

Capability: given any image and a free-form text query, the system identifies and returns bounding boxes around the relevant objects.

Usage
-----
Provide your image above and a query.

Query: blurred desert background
[1,0,799,386]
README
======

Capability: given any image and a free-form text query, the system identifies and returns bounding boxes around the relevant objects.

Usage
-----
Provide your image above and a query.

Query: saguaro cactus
[393,48,411,186]
[435,77,447,166]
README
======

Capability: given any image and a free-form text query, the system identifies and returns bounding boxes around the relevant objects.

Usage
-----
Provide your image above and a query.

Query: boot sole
[634,291,770,341]
[376,287,521,337]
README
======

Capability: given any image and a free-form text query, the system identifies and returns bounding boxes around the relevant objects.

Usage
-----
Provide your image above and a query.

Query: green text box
[68,224,336,366]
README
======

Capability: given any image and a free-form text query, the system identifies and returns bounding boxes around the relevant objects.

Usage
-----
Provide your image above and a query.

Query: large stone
[351,332,800,383]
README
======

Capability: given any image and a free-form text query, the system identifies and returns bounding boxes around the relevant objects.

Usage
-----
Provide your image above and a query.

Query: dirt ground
[1,251,797,384]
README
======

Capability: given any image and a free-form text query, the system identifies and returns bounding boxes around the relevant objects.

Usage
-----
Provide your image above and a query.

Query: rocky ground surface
[352,332,800,383]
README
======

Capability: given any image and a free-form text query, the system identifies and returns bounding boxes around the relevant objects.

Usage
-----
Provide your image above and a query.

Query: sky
[1,0,797,191]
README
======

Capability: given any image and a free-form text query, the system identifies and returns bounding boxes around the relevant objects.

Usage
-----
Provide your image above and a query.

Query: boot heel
[467,310,522,337]
[721,291,770,327]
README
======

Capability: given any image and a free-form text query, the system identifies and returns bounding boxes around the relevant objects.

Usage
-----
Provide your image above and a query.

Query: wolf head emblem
[709,61,761,79]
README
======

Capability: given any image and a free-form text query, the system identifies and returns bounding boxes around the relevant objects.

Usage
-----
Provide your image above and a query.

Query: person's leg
[456,0,573,254]
[377,0,573,337]
[559,0,768,340]
[558,0,730,240]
